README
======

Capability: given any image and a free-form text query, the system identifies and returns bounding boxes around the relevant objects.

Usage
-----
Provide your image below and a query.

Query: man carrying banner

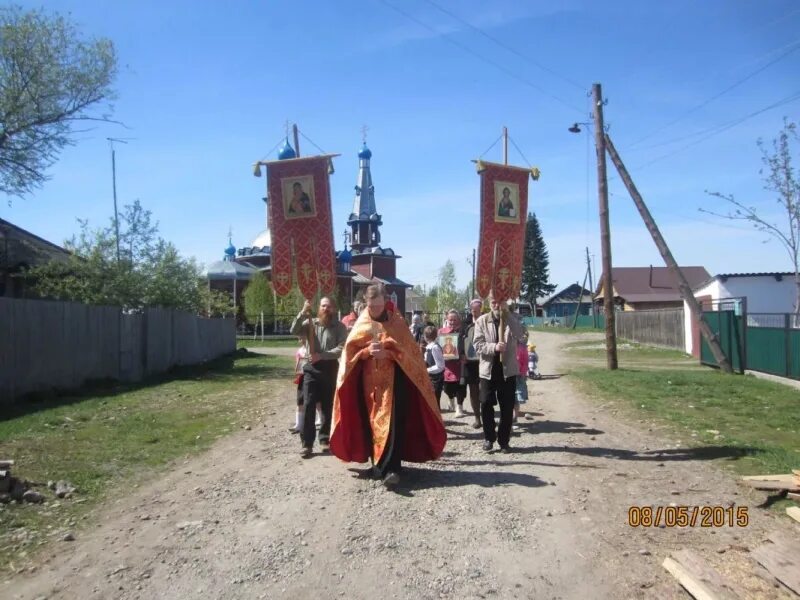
[472,294,526,452]
[330,283,446,488]
[291,297,348,458]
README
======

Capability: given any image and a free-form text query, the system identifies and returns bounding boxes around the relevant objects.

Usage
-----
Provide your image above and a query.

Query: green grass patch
[0,351,293,573]
[236,337,300,349]
[572,366,800,476]
[527,326,605,335]
[564,340,698,367]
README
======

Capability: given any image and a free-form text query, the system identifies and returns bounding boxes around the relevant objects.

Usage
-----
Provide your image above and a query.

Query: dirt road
[4,333,791,599]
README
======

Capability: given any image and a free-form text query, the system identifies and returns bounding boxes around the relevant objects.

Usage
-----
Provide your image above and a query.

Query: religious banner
[474,160,539,303]
[266,155,337,299]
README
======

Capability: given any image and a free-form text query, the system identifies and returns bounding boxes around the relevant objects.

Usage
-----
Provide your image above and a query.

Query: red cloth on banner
[266,156,336,299]
[475,161,531,302]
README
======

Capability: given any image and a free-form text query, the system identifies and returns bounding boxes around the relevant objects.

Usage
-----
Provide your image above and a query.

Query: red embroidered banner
[266,155,337,299]
[475,161,532,303]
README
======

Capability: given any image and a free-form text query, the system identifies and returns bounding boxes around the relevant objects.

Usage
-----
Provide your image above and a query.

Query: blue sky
[3,0,799,296]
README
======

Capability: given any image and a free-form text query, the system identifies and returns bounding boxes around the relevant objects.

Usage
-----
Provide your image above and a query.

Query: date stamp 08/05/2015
[628,505,749,528]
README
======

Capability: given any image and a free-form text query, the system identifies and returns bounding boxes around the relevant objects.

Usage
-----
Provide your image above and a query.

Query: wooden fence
[615,308,685,350]
[0,298,235,402]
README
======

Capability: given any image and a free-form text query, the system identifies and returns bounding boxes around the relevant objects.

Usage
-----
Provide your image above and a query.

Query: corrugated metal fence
[0,298,236,402]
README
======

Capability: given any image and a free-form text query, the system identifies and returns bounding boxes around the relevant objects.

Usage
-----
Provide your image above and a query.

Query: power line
[631,88,800,172]
[378,0,584,115]
[421,0,586,91]
[627,38,800,149]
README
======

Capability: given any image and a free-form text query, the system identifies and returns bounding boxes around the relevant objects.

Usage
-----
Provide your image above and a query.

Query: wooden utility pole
[592,83,618,369]
[603,134,733,373]
[586,247,597,328]
[502,126,509,165]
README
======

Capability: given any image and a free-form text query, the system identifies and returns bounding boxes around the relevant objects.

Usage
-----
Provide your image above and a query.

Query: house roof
[351,273,412,288]
[0,218,71,270]
[598,266,710,303]
[542,283,593,307]
[693,272,793,291]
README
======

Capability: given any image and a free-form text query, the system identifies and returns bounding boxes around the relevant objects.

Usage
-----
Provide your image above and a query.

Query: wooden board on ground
[787,506,800,525]
[741,479,800,492]
[0,460,14,469]
[742,474,796,483]
[788,492,800,502]
[751,531,800,596]
[662,549,741,600]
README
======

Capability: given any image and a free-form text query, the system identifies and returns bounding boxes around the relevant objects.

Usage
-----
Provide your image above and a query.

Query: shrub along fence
[0,297,235,402]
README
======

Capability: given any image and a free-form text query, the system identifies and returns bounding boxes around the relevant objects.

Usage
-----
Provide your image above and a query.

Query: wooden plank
[0,470,7,478]
[741,479,800,492]
[788,492,800,502]
[751,531,800,596]
[0,460,14,469]
[742,474,795,483]
[662,549,741,600]
[787,506,800,524]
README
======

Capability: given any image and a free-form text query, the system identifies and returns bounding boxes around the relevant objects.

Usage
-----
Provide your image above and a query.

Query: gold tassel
[530,167,541,181]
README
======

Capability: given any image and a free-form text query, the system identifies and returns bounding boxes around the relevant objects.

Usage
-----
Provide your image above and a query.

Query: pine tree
[520,212,556,304]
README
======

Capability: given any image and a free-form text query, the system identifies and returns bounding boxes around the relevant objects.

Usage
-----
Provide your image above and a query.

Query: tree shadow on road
[509,444,762,462]
[396,466,549,495]
[514,420,605,436]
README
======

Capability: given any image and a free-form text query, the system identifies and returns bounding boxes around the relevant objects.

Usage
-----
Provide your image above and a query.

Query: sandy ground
[4,332,796,599]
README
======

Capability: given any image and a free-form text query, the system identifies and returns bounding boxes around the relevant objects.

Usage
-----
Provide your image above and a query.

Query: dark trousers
[479,375,516,447]
[301,359,338,448]
[376,368,408,476]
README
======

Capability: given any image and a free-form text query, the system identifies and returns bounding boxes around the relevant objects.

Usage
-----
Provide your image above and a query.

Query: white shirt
[425,342,445,374]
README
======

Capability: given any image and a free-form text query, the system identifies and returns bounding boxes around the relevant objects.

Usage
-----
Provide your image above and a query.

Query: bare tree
[704,119,800,314]
[0,6,118,198]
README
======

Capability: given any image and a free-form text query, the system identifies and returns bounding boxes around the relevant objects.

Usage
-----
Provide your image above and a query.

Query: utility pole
[502,126,509,165]
[603,134,733,373]
[472,248,476,299]
[586,247,597,328]
[107,138,131,264]
[592,83,618,369]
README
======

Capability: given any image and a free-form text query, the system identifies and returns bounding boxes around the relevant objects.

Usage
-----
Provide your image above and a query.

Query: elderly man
[472,295,526,452]
[291,297,348,458]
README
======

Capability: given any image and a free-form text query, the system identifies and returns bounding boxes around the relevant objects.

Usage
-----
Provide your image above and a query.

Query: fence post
[786,313,791,378]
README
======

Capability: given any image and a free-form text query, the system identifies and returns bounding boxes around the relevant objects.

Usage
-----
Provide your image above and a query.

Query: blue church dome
[224,240,236,257]
[358,143,372,160]
[278,138,297,160]
[338,247,352,262]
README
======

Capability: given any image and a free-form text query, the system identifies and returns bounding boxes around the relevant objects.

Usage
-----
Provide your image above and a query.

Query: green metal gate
[700,310,745,373]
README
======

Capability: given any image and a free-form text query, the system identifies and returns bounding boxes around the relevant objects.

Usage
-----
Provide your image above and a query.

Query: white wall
[683,275,796,354]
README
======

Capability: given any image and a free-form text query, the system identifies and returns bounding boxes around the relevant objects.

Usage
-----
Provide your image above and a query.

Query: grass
[570,346,800,477]
[527,326,605,335]
[236,337,300,349]
[0,350,293,574]
[564,340,700,367]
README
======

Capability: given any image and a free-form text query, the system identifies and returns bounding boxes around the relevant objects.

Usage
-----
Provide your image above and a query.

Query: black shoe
[383,472,400,488]
[300,447,312,458]
[482,440,493,452]
[499,445,511,454]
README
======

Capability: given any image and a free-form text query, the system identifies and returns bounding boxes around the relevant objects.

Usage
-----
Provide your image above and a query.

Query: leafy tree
[28,200,205,312]
[520,212,556,304]
[704,119,800,314]
[436,259,458,316]
[243,272,273,329]
[202,288,235,318]
[0,6,118,198]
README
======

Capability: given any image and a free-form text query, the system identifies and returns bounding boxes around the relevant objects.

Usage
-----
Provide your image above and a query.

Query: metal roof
[206,259,258,281]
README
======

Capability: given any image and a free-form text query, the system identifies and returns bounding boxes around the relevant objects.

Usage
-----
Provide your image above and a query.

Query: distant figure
[341,301,363,331]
